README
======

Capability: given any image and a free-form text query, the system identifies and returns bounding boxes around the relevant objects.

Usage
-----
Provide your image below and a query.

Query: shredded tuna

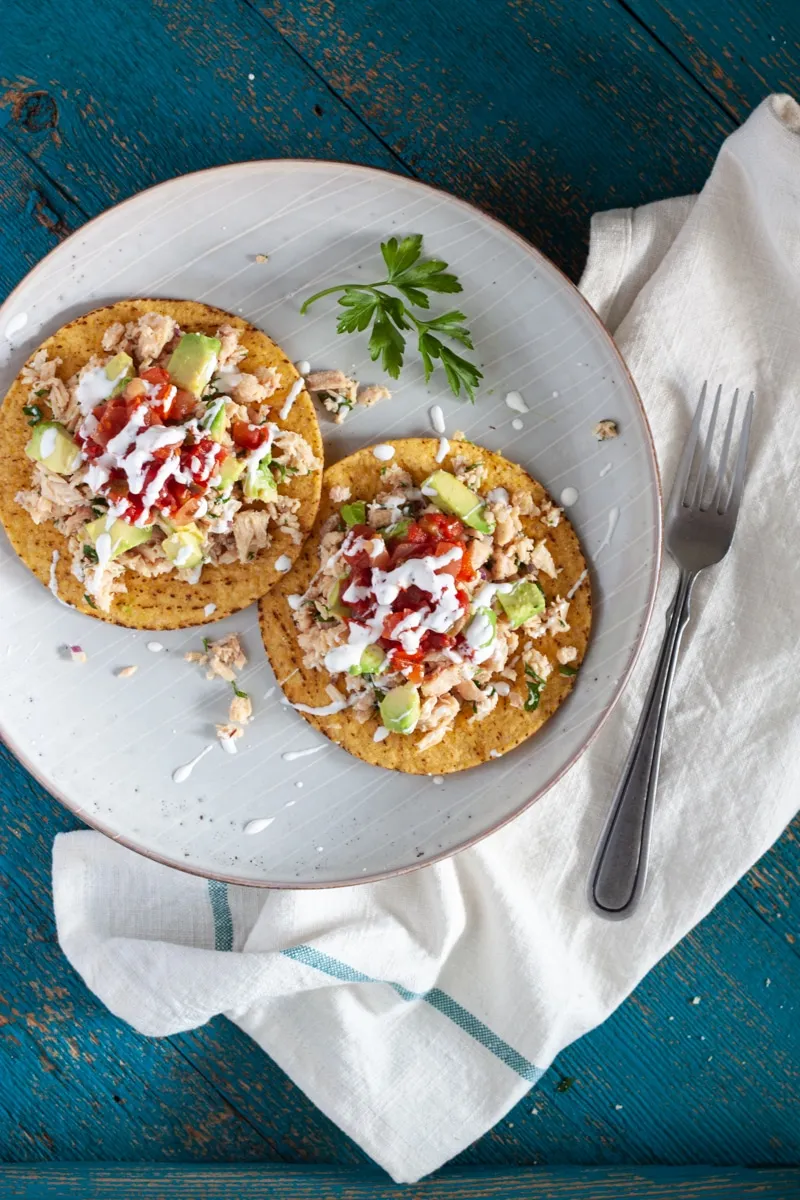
[266,494,302,544]
[593,419,619,440]
[229,692,253,724]
[232,510,270,562]
[524,646,553,680]
[272,429,321,476]
[416,695,459,751]
[305,370,357,398]
[530,540,557,578]
[134,313,177,366]
[556,645,578,664]
[329,484,351,504]
[15,464,84,525]
[357,384,391,408]
[185,633,247,682]
[216,722,243,748]
[231,372,274,406]
[215,324,248,367]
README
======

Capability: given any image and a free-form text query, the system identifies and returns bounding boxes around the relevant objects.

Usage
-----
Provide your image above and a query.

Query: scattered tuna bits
[304,369,391,424]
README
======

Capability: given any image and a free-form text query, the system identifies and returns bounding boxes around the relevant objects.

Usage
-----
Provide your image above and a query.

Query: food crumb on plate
[216,723,243,754]
[67,644,86,663]
[116,665,138,678]
[254,252,268,263]
[186,632,247,682]
[593,419,619,440]
[690,995,702,1005]
[229,690,252,725]
[305,369,391,424]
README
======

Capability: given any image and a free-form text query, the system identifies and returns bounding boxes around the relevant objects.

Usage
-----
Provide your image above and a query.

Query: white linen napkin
[52,94,800,1184]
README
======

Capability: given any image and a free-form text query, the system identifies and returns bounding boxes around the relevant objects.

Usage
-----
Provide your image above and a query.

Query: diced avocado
[105,352,133,381]
[349,644,388,677]
[25,421,82,475]
[163,527,204,569]
[340,501,366,528]
[243,459,277,503]
[326,576,351,619]
[218,456,245,489]
[84,515,152,558]
[423,469,495,534]
[379,683,421,735]
[105,352,134,397]
[167,333,222,397]
[497,580,545,629]
[466,606,497,648]
[385,518,411,540]
[209,403,228,442]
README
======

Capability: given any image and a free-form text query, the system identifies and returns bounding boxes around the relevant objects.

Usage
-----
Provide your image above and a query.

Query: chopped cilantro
[83,593,97,609]
[34,388,49,398]
[82,544,99,564]
[231,683,249,699]
[524,666,546,712]
[559,664,578,677]
[23,404,42,425]
[202,637,212,652]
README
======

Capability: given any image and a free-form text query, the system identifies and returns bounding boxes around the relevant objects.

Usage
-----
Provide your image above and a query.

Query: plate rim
[0,158,663,888]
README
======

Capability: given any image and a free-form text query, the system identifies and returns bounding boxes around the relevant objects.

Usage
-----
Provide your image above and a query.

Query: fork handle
[590,569,696,918]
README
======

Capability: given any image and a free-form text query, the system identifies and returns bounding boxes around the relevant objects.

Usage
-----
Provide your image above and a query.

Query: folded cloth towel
[53,94,799,1183]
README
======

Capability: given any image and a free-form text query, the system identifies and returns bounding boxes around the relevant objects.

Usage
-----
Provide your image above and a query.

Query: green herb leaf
[83,593,98,609]
[23,404,42,425]
[34,388,49,398]
[559,664,578,677]
[231,683,249,699]
[82,544,99,564]
[202,637,212,652]
[301,234,481,401]
[524,666,546,712]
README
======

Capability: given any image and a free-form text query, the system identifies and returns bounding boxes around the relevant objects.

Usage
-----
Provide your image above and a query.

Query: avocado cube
[326,576,351,619]
[26,422,82,475]
[243,459,277,503]
[167,333,222,397]
[497,580,545,629]
[163,527,204,569]
[84,515,152,558]
[379,683,421,735]
[422,469,495,534]
[349,644,388,676]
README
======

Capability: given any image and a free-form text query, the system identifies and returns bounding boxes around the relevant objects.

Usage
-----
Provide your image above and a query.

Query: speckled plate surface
[0,162,660,886]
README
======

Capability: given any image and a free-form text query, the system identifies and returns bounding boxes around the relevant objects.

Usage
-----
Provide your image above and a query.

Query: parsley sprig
[300,234,483,401]
[524,666,546,712]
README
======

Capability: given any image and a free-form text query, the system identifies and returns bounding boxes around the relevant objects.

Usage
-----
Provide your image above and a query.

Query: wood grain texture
[0,0,799,1180]
[1,1164,798,1199]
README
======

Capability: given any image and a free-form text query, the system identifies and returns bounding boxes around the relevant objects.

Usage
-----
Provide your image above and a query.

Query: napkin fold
[53,95,800,1183]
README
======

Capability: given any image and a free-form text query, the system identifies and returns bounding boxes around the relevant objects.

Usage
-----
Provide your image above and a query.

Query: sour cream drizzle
[172,744,213,783]
[280,377,304,420]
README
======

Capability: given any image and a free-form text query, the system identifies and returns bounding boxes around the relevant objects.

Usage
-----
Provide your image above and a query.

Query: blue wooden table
[0,1,798,1195]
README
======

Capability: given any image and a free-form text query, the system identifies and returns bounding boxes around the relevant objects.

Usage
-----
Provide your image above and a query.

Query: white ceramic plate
[0,162,660,886]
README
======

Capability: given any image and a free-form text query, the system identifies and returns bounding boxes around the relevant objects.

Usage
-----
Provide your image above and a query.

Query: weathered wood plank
[0,0,404,231]
[626,1,800,123]
[0,137,84,296]
[1,1163,798,1198]
[249,0,735,277]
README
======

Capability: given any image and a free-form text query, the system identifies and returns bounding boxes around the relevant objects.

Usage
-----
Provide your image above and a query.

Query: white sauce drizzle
[596,505,620,554]
[147,641,165,653]
[287,594,303,610]
[372,443,395,461]
[283,695,356,716]
[566,569,588,600]
[279,377,304,420]
[429,405,446,435]
[75,365,119,414]
[204,603,217,617]
[219,733,239,755]
[492,680,511,696]
[511,418,524,432]
[599,462,613,478]
[295,360,311,376]
[282,745,327,762]
[244,817,274,835]
[560,487,579,507]
[373,726,391,743]
[48,550,72,608]
[505,391,528,414]
[435,437,450,463]
[274,554,292,572]
[172,745,213,783]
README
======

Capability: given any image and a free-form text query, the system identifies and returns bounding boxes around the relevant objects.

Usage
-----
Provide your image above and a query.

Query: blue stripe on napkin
[206,881,541,1082]
[283,944,543,1083]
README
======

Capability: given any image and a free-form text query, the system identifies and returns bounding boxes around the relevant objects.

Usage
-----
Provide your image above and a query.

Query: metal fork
[590,383,755,919]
